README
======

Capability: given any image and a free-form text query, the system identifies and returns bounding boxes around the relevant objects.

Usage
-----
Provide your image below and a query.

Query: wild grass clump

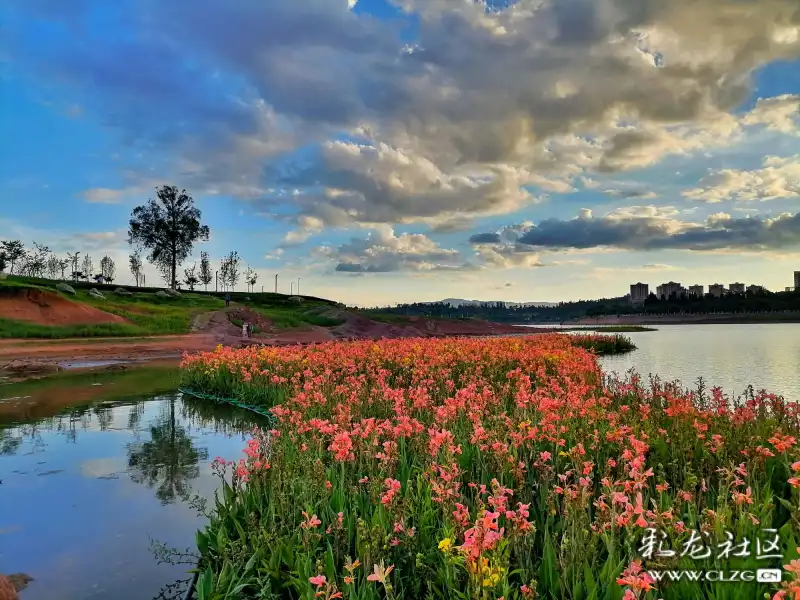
[181,335,800,600]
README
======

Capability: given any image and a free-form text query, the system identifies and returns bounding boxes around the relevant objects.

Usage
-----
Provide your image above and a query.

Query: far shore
[532,312,800,326]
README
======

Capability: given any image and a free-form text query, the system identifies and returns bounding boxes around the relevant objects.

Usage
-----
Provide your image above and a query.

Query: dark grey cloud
[471,211,800,252]
[468,232,502,244]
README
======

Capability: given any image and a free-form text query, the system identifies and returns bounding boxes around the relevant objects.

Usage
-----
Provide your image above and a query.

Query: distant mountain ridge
[438,298,558,308]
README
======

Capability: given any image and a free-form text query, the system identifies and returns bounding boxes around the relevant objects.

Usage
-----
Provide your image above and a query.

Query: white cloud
[683,155,800,203]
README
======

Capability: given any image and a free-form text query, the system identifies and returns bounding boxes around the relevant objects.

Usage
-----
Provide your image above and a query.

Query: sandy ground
[0,306,538,378]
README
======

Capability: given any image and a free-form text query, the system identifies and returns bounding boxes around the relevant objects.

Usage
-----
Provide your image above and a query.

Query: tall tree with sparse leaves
[224,251,241,292]
[82,254,93,280]
[128,186,210,290]
[100,256,116,282]
[129,251,143,287]
[67,252,81,281]
[1,240,25,274]
[199,251,213,291]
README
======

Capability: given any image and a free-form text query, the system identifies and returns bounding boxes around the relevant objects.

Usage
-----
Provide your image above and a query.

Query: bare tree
[67,252,81,281]
[100,256,116,283]
[184,263,199,291]
[81,254,94,280]
[199,251,213,292]
[58,258,70,280]
[129,251,143,287]
[47,255,61,279]
[1,240,25,274]
[0,249,7,273]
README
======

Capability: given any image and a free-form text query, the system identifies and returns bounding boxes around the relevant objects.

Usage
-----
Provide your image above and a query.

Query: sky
[1,0,799,307]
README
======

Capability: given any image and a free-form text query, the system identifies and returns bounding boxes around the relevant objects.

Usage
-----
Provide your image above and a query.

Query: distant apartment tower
[795,271,800,290]
[629,283,649,304]
[747,284,765,294]
[657,281,683,299]
[729,282,746,294]
[709,284,726,298]
[688,285,704,297]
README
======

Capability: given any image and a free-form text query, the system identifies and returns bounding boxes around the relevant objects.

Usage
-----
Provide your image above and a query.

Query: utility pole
[297,278,300,295]
[275,274,278,294]
[291,282,294,295]
[215,271,218,293]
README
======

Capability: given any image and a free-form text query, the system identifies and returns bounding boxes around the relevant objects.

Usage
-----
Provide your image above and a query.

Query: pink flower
[309,575,326,587]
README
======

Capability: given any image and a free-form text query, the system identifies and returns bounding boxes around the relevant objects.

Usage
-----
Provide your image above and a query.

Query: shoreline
[526,313,800,326]
[0,320,553,383]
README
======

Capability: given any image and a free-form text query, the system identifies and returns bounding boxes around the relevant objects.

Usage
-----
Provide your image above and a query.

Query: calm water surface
[0,373,264,600]
[593,324,800,401]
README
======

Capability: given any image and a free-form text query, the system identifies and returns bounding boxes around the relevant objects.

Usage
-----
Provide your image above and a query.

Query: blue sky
[1,0,799,306]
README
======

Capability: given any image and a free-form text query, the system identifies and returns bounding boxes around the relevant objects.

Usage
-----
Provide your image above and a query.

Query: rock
[1,360,63,380]
[164,288,181,298]
[114,287,133,296]
[288,296,303,304]
[154,290,170,298]
[245,297,251,302]
[88,288,105,299]
[56,282,76,295]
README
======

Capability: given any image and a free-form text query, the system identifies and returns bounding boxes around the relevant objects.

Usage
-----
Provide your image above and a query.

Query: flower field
[180,335,800,600]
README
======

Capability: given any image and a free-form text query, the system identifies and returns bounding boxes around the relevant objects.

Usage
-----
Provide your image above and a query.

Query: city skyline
[629,272,796,301]
[1,0,799,306]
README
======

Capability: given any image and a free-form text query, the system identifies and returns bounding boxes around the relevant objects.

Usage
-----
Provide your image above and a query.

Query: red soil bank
[0,287,128,326]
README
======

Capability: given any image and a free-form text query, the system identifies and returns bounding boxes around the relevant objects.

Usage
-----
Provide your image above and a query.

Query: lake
[588,323,800,401]
[1,325,798,598]
[0,368,268,600]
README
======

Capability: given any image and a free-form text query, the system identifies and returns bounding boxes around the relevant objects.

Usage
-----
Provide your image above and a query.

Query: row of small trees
[181,252,258,292]
[0,240,117,283]
[2,186,263,292]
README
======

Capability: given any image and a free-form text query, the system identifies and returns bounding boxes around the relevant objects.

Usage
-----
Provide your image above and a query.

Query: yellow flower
[438,538,452,552]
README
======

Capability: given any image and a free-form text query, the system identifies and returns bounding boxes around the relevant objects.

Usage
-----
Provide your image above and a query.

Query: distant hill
[438,298,558,308]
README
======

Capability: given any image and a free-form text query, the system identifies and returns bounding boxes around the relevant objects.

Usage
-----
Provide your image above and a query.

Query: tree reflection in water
[126,394,209,505]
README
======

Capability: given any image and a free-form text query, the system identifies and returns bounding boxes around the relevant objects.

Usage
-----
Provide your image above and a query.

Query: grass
[0,280,225,338]
[0,317,149,339]
[570,332,637,353]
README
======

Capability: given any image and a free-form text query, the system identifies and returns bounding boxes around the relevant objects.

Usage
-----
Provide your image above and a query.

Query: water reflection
[127,396,209,505]
[0,384,268,600]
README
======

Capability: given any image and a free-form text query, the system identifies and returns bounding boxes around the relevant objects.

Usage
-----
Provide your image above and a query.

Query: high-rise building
[794,271,800,290]
[688,285,704,297]
[709,284,726,298]
[657,281,683,299]
[729,282,746,294]
[747,285,765,294]
[629,283,649,304]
